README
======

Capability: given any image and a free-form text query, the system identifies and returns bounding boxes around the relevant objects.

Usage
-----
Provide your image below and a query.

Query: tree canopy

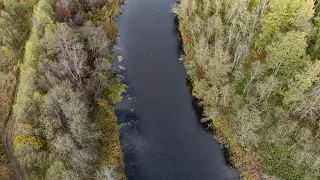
[11,0,125,179]
[175,0,320,179]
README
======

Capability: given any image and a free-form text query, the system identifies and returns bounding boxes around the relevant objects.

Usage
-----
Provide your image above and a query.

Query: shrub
[13,0,125,179]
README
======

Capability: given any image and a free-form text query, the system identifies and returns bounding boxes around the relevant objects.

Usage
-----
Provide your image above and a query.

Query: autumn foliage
[175,0,320,179]
[10,0,125,179]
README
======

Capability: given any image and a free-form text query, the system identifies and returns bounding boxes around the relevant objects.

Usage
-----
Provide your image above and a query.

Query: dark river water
[113,0,239,179]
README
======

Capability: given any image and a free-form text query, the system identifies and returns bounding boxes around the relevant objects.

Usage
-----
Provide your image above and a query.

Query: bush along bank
[12,0,125,179]
[174,0,320,179]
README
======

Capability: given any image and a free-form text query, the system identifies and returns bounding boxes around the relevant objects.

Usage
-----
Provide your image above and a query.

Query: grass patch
[84,0,124,40]
[96,100,125,180]
[210,116,262,179]
[0,72,4,79]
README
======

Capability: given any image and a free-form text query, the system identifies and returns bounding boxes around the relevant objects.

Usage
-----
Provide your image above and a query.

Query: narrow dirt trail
[4,117,26,180]
[3,70,27,180]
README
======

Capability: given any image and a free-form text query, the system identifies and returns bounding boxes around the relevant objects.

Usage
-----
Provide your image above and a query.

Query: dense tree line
[12,0,125,179]
[175,0,320,179]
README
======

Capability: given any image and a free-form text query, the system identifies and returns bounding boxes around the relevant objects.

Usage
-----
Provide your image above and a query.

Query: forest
[0,0,125,179]
[1,0,320,179]
[175,0,320,179]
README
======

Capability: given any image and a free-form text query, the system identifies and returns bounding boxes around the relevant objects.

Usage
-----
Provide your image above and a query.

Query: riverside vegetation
[1,0,125,179]
[174,0,320,179]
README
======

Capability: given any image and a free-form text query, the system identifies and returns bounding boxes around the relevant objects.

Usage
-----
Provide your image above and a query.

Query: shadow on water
[116,107,143,178]
[115,92,143,178]
[174,12,235,167]
[186,80,234,167]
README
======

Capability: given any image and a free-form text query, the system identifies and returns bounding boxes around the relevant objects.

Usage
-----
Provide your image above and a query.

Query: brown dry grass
[0,166,14,180]
[0,67,19,180]
[211,115,262,180]
[0,68,18,126]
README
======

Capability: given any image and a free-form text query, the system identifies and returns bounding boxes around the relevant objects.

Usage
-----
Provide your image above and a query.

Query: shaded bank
[174,0,320,179]
[113,0,239,179]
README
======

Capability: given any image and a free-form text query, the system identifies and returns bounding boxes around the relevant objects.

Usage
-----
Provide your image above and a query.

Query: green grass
[0,72,4,80]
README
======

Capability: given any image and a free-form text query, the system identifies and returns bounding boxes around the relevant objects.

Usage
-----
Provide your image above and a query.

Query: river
[113,0,239,179]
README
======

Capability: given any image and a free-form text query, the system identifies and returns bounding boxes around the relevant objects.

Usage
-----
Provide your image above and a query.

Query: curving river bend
[113,0,239,179]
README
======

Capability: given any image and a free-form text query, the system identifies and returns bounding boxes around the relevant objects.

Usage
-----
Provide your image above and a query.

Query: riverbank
[88,1,126,179]
[174,1,320,179]
[7,0,125,179]
[175,14,262,180]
